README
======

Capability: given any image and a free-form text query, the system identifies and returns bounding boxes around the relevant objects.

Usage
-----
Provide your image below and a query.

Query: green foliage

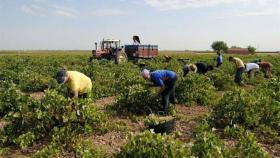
[1,53,279,156]
[90,61,118,99]
[0,147,10,156]
[144,114,174,126]
[19,71,53,92]
[234,131,270,158]
[13,132,35,149]
[191,122,230,158]
[176,74,217,106]
[73,139,107,158]
[208,69,234,91]
[223,126,271,157]
[0,88,105,150]
[115,84,161,115]
[248,45,257,54]
[223,125,245,138]
[115,130,191,158]
[254,125,280,144]
[90,60,142,100]
[0,81,29,117]
[211,41,228,52]
[261,77,280,101]
[32,143,61,158]
[209,88,280,130]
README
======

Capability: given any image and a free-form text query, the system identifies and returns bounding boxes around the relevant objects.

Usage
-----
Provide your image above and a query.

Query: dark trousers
[235,67,244,85]
[216,63,222,67]
[161,76,177,112]
[68,92,88,98]
[80,93,88,98]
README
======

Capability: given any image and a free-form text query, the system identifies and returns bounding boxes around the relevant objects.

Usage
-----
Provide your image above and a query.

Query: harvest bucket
[148,118,176,134]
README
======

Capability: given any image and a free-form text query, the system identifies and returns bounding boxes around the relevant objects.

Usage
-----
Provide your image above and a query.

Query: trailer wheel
[115,51,128,64]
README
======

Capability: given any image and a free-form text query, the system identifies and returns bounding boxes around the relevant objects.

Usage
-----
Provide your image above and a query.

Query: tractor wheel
[115,51,128,64]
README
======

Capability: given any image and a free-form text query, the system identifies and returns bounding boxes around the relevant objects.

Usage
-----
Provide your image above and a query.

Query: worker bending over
[244,63,259,80]
[141,69,177,114]
[258,61,272,78]
[229,56,245,86]
[183,62,213,76]
[56,69,92,98]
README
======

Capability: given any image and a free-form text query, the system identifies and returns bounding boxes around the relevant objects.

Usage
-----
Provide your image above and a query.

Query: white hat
[141,69,150,78]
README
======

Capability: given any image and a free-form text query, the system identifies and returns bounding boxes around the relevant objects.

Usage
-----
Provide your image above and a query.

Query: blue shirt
[216,55,223,64]
[150,70,177,87]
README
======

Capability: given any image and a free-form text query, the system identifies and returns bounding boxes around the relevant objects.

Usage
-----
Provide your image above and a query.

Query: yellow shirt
[65,71,92,94]
[233,57,245,68]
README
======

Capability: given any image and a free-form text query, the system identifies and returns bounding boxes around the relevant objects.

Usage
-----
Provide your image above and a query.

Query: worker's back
[66,71,92,94]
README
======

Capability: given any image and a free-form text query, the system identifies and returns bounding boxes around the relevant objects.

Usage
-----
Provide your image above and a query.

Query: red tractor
[90,36,158,64]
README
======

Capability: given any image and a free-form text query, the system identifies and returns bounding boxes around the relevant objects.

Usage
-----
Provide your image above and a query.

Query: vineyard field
[0,51,280,157]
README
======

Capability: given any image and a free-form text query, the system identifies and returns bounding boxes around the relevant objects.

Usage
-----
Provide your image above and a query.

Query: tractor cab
[100,39,121,51]
[92,39,122,60]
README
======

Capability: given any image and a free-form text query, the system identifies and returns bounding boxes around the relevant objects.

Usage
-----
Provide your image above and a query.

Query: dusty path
[91,98,210,155]
[95,96,116,109]
[175,105,209,142]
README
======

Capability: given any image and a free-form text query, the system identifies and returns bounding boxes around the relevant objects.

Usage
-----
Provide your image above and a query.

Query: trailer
[90,36,158,64]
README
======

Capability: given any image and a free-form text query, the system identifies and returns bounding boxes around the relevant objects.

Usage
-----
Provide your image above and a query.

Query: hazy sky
[0,0,280,51]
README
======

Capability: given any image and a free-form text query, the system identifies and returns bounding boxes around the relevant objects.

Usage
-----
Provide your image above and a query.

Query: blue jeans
[161,76,177,112]
[235,67,244,85]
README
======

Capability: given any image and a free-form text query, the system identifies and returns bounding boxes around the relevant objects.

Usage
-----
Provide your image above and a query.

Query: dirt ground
[89,99,210,156]
[95,96,116,109]
[28,92,45,100]
[261,144,280,157]
[175,105,209,142]
[0,120,9,130]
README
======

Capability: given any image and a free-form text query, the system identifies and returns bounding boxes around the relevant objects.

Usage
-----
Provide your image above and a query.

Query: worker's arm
[150,77,166,96]
[147,82,157,87]
[158,85,166,95]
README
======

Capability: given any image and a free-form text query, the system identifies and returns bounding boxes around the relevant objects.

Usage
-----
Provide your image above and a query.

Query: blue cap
[56,69,67,84]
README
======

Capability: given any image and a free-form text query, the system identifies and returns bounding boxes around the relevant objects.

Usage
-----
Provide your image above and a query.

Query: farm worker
[164,55,172,62]
[258,61,272,78]
[56,69,92,98]
[216,51,223,67]
[182,64,197,76]
[244,63,259,80]
[229,56,245,86]
[141,69,177,113]
[183,63,213,76]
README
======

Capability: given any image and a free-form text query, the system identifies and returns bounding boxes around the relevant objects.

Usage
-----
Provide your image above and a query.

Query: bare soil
[88,98,210,155]
[0,120,9,130]
[95,96,116,110]
[261,143,280,158]
[28,92,45,100]
[175,105,209,142]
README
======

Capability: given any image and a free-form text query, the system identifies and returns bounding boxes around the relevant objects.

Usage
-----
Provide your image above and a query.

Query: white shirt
[245,63,259,72]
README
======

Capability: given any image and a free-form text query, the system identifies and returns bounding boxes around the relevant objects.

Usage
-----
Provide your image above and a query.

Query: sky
[0,0,280,51]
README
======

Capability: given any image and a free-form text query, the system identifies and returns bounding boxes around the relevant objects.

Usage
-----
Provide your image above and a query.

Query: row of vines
[0,52,280,157]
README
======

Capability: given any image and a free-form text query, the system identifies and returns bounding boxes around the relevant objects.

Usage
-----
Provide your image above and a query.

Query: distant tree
[248,46,257,54]
[231,46,241,48]
[211,41,228,53]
